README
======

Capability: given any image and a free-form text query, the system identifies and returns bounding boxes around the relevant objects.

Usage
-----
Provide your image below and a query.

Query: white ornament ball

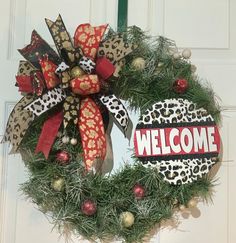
[173,52,181,59]
[62,136,70,144]
[191,64,197,73]
[182,48,192,59]
[131,57,146,70]
[70,138,78,145]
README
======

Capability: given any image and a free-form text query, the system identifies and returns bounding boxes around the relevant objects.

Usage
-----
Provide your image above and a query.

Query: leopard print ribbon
[2,96,35,153]
[99,94,133,141]
[78,97,106,170]
[98,34,136,77]
[17,60,36,76]
[45,15,83,64]
[63,94,80,128]
[74,23,108,60]
[24,86,66,117]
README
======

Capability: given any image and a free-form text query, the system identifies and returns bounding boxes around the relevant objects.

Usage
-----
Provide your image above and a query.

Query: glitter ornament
[56,150,70,164]
[173,79,188,94]
[81,200,97,216]
[71,66,85,78]
[120,211,135,228]
[133,184,145,199]
[131,57,146,70]
[51,177,65,192]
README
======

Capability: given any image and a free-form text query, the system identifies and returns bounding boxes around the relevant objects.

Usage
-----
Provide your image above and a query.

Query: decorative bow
[2,15,135,171]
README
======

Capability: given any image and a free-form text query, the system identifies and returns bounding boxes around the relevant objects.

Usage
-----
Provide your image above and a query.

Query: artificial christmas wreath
[2,15,221,243]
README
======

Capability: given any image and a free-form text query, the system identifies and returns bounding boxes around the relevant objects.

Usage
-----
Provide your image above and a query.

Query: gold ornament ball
[51,178,65,192]
[131,57,146,70]
[187,198,198,208]
[70,138,78,145]
[179,204,186,211]
[71,66,85,78]
[182,48,192,59]
[120,211,135,228]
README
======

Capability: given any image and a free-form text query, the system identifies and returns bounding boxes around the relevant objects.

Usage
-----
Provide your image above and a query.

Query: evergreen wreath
[2,15,221,243]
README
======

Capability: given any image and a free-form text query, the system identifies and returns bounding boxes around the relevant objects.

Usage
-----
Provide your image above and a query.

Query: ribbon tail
[1,96,35,153]
[99,94,133,141]
[18,30,60,69]
[45,15,82,63]
[78,97,106,171]
[99,116,114,174]
[35,111,63,158]
[63,94,80,128]
[24,86,66,117]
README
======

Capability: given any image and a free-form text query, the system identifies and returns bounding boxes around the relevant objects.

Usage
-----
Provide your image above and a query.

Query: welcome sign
[134,99,221,185]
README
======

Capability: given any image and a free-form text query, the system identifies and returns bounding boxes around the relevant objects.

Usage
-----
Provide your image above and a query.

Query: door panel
[1,0,235,243]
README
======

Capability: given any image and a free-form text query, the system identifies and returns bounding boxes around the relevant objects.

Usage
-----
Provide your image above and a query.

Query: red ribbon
[16,75,33,93]
[96,57,115,80]
[35,111,63,158]
[78,98,106,170]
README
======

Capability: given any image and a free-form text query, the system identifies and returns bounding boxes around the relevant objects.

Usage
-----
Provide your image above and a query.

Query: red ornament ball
[56,150,70,164]
[133,184,145,199]
[173,79,188,94]
[81,200,97,216]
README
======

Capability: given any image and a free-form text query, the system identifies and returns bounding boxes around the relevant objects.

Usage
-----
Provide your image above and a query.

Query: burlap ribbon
[3,15,135,170]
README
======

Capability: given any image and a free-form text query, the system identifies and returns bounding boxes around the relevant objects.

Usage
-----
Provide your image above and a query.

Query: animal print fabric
[2,96,35,153]
[99,94,133,140]
[137,98,218,185]
[24,86,66,117]
[63,94,80,127]
[45,15,82,64]
[17,60,36,76]
[98,34,135,65]
[79,56,96,74]
[74,23,108,60]
[78,97,106,170]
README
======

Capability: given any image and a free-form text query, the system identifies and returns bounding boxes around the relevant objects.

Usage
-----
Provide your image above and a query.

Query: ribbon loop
[24,86,66,117]
[74,23,108,60]
[39,56,60,89]
[70,75,100,96]
[2,96,35,153]
[96,57,115,80]
[79,56,96,74]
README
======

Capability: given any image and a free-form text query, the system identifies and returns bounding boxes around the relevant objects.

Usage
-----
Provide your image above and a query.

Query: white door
[0,0,235,243]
